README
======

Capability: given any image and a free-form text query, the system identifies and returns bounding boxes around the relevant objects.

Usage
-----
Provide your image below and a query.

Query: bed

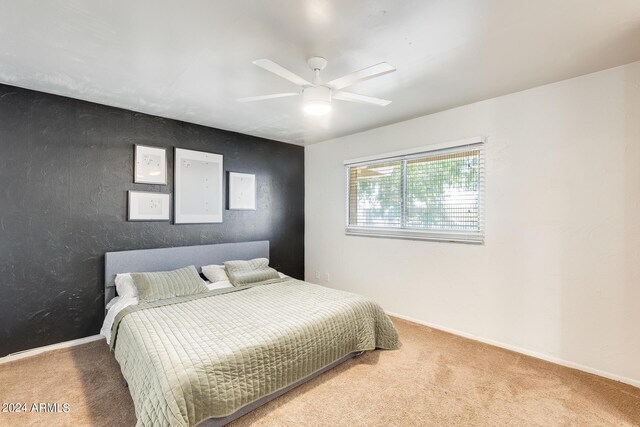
[103,241,400,427]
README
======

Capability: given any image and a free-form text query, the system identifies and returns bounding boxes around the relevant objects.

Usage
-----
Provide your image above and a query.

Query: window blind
[348,160,402,227]
[345,141,484,243]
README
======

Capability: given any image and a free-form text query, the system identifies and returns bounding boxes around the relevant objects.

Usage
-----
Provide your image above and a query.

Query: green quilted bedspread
[110,278,400,426]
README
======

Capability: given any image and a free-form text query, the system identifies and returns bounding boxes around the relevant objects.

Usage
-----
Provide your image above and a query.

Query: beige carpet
[1,318,638,426]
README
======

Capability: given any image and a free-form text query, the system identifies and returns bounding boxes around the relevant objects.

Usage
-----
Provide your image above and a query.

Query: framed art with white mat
[174,148,223,224]
[134,145,167,185]
[128,191,170,221]
[228,172,256,210]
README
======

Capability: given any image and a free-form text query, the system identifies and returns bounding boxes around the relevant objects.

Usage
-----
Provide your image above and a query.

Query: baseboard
[386,311,640,389]
[0,335,104,365]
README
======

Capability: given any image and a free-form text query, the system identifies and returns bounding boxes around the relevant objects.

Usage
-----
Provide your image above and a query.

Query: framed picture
[134,145,167,184]
[174,148,223,224]
[128,191,170,221]
[228,172,256,210]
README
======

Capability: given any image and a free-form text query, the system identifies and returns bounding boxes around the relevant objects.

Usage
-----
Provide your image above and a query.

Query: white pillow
[201,265,229,283]
[106,296,120,311]
[115,273,138,298]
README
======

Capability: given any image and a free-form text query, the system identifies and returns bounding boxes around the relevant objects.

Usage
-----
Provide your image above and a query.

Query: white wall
[305,62,640,386]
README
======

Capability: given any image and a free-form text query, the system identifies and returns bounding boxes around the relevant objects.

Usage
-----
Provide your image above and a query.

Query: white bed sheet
[101,295,139,344]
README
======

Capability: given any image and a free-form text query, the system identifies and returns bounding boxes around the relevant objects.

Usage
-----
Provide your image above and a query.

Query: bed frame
[104,240,358,426]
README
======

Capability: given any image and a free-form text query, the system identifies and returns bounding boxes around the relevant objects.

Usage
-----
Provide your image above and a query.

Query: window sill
[345,227,484,245]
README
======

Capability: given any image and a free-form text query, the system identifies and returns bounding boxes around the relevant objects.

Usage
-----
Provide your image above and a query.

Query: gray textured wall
[0,84,305,357]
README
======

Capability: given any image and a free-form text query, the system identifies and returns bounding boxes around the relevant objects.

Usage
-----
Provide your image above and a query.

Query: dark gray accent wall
[0,84,304,357]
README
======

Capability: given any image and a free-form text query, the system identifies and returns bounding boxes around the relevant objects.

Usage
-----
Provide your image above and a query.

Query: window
[345,139,484,243]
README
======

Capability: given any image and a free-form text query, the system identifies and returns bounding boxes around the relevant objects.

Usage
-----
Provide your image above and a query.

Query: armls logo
[2,402,70,413]
[29,403,71,413]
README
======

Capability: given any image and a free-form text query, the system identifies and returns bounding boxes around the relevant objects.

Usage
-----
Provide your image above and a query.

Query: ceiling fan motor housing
[302,85,331,115]
[303,85,331,105]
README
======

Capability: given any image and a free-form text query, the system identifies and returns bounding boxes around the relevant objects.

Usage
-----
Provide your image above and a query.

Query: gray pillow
[131,265,208,302]
[224,258,280,286]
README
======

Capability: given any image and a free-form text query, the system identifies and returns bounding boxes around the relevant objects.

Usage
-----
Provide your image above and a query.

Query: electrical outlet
[323,272,330,282]
[314,270,320,280]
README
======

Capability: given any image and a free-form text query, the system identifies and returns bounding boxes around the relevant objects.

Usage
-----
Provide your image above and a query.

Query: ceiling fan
[238,57,396,116]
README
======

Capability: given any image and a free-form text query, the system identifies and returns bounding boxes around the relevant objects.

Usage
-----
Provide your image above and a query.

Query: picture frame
[228,172,256,210]
[174,148,224,224]
[128,191,171,221]
[134,145,167,185]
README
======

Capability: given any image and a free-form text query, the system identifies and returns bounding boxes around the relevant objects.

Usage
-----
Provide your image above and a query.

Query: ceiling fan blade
[236,92,298,103]
[333,91,392,107]
[328,62,396,90]
[252,59,312,87]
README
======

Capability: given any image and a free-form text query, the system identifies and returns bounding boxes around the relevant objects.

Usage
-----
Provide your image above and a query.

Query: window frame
[344,137,485,244]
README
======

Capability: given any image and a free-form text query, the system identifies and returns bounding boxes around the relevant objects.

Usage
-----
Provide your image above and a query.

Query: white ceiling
[1,1,639,145]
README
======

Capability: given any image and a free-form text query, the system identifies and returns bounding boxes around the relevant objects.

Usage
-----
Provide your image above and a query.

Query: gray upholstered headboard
[104,240,269,308]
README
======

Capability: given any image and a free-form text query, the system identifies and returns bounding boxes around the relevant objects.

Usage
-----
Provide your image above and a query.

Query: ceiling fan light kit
[303,85,331,115]
[239,56,395,117]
